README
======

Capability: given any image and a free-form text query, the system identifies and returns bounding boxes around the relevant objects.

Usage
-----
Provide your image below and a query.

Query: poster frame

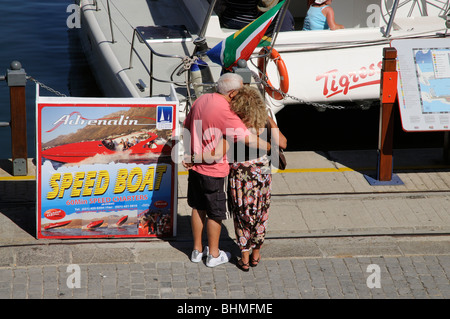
[35,85,179,239]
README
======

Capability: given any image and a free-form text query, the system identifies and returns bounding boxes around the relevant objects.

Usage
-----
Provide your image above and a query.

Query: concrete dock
[0,149,449,299]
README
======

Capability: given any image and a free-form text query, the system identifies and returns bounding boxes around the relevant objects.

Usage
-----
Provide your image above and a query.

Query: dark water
[0,1,101,159]
[0,1,443,159]
[276,102,445,152]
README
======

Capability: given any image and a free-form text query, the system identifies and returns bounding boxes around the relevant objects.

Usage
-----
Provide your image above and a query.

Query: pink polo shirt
[184,93,250,177]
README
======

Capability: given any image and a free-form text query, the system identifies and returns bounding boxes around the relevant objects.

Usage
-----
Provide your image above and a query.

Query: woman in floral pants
[229,156,272,269]
[227,86,286,271]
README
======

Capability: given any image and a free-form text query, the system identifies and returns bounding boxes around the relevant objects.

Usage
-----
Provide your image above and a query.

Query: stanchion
[365,48,403,185]
[6,61,28,176]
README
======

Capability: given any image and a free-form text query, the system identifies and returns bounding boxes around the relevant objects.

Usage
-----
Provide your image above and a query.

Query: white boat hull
[78,0,449,116]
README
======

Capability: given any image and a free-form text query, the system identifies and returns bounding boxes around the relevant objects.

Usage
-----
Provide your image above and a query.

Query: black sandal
[250,254,261,267]
[237,259,250,272]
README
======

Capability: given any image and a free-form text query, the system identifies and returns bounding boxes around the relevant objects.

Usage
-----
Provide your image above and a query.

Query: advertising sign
[392,38,450,131]
[36,92,178,239]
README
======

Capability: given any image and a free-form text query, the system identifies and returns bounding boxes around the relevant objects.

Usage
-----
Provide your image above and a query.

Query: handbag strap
[265,118,272,143]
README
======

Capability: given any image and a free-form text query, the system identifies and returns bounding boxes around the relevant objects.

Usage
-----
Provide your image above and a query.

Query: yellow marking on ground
[178,165,450,175]
[272,167,356,173]
[0,176,36,181]
[1,164,448,179]
[178,167,360,175]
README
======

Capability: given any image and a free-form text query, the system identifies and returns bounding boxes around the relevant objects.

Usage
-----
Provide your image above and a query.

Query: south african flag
[205,0,285,70]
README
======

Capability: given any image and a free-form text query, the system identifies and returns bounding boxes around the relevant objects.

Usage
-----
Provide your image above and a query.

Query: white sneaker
[206,250,231,267]
[190,246,209,263]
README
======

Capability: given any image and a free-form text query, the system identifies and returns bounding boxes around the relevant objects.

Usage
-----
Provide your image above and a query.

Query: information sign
[392,38,450,131]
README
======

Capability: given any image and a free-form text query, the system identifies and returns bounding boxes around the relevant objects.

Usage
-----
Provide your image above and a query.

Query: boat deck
[80,0,208,99]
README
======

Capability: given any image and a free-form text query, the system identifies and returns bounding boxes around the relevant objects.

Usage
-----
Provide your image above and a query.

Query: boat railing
[383,0,400,38]
[128,26,192,96]
[0,61,28,176]
[90,0,114,42]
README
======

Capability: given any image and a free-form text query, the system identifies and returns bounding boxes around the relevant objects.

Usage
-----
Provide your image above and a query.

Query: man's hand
[182,153,194,170]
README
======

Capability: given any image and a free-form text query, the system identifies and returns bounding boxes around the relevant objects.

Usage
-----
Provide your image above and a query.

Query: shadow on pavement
[0,180,37,239]
[168,214,241,264]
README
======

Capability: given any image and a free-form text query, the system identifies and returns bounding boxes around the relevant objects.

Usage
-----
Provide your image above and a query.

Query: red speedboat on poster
[116,215,128,226]
[44,220,71,230]
[41,132,170,164]
[85,220,104,229]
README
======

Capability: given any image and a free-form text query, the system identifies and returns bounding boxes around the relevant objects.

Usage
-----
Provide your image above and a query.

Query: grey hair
[216,73,243,95]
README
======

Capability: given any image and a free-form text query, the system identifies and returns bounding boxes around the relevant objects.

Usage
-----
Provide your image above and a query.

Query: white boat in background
[77,0,450,118]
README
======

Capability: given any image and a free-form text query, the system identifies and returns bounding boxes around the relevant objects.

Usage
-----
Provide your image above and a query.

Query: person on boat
[220,0,260,30]
[118,139,125,151]
[303,0,344,31]
[220,0,294,32]
[148,211,160,235]
[138,212,151,235]
[125,138,133,149]
[257,0,295,32]
[158,214,172,235]
[102,139,115,150]
[182,73,271,268]
[108,139,115,150]
[145,140,155,149]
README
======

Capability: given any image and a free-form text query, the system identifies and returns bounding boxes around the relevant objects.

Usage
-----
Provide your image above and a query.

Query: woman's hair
[230,85,268,130]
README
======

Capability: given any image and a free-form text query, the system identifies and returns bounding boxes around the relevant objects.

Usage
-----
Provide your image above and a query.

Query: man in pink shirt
[183,73,270,267]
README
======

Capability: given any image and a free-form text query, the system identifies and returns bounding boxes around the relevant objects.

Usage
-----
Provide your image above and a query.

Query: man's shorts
[187,170,230,221]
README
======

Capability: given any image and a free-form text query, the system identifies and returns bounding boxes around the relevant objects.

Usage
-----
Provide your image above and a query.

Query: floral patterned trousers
[228,157,272,252]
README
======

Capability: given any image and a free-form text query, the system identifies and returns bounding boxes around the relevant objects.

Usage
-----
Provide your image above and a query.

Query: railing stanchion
[6,61,28,176]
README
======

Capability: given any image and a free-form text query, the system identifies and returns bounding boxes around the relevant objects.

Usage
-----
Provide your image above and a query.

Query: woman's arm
[323,7,344,30]
[268,117,287,150]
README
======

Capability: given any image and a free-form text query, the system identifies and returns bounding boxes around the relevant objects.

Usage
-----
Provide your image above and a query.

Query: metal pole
[193,0,218,55]
[106,0,115,43]
[6,61,28,176]
[270,0,290,48]
[198,0,218,39]
[383,0,400,37]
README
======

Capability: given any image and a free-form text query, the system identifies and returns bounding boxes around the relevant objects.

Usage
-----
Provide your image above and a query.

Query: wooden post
[7,61,28,176]
[377,48,398,181]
